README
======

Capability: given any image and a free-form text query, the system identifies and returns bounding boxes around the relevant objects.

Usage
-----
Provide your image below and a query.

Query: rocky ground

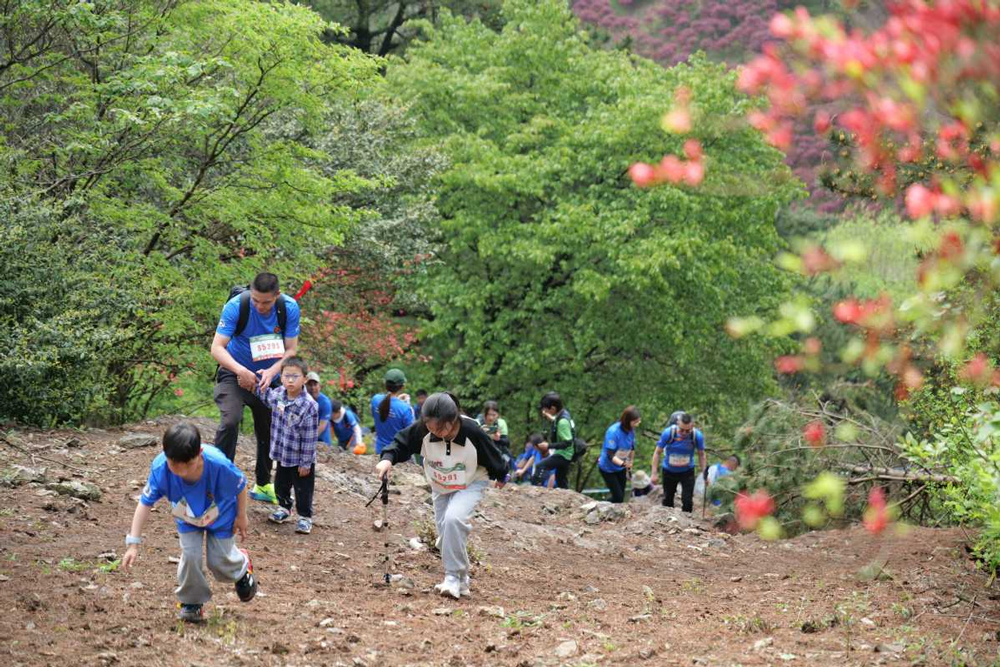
[1,417,998,666]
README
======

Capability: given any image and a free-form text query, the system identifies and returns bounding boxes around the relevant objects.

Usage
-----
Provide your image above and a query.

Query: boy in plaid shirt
[254,356,319,534]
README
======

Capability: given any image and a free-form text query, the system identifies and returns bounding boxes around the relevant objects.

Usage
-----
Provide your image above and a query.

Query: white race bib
[249,334,285,362]
[171,498,220,528]
[668,453,692,468]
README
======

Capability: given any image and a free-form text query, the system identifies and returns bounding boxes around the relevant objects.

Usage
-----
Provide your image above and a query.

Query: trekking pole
[701,466,709,519]
[365,476,391,585]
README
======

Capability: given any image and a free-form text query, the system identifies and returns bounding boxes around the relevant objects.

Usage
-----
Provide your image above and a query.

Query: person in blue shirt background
[513,433,542,484]
[306,371,333,448]
[695,454,741,507]
[330,400,363,450]
[650,411,706,513]
[370,368,414,455]
[598,406,641,504]
[210,272,300,505]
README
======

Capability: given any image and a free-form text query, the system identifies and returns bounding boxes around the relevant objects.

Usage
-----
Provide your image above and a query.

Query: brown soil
[1,417,998,666]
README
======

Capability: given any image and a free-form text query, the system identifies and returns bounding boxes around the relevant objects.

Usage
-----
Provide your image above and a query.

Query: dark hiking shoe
[177,603,204,622]
[235,548,257,602]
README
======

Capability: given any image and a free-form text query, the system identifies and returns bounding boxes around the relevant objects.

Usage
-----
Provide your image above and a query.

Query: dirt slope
[1,417,997,666]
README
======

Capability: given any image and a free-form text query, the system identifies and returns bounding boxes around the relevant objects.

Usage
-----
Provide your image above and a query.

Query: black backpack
[229,285,287,337]
[551,413,589,462]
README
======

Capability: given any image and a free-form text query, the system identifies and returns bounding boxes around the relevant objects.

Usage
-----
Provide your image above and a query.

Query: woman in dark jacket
[376,392,507,599]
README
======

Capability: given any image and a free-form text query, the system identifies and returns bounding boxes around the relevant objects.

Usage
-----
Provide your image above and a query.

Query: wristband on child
[125,534,143,546]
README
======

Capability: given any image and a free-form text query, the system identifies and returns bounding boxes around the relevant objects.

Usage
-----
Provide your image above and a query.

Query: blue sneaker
[250,483,277,504]
[268,508,291,524]
[295,518,313,534]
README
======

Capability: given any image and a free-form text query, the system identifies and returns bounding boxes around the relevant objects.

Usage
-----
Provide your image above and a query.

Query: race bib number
[426,460,468,491]
[668,453,692,468]
[249,334,285,362]
[171,498,220,528]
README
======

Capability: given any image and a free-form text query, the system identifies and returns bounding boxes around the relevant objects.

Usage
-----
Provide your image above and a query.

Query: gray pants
[176,530,248,605]
[431,480,487,579]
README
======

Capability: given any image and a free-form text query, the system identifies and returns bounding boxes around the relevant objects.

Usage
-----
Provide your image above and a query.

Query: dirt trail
[1,417,997,666]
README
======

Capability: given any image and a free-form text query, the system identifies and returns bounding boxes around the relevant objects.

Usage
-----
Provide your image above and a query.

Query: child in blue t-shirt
[122,422,257,623]
[330,400,363,450]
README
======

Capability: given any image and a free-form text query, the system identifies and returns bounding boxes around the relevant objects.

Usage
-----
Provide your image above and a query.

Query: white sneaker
[434,575,461,599]
[459,574,471,597]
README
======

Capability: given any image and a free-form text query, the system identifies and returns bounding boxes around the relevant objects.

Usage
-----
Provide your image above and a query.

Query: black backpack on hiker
[551,412,589,462]
[228,285,287,338]
[212,286,289,381]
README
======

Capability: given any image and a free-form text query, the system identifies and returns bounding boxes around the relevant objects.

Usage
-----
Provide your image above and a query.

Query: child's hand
[122,544,139,569]
[234,513,249,541]
[298,465,311,477]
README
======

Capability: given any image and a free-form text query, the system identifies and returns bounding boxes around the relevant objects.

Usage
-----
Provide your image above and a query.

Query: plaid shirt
[256,386,319,467]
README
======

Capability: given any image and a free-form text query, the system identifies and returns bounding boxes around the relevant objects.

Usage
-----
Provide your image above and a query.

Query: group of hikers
[120,273,739,621]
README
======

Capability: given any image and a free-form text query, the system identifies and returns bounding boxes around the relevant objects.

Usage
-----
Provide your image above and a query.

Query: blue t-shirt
[370,394,414,454]
[656,426,705,473]
[598,422,635,473]
[140,446,247,538]
[316,392,333,444]
[332,408,360,447]
[215,293,301,374]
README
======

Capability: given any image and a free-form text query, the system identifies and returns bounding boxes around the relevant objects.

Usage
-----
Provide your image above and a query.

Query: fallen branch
[839,464,957,484]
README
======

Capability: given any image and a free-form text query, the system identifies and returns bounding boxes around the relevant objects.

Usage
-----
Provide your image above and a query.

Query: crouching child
[122,422,257,622]
[375,392,508,599]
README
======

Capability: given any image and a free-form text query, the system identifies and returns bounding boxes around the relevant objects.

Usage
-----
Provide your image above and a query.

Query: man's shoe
[250,483,277,504]
[295,518,313,534]
[177,603,204,622]
[234,549,257,602]
[268,507,291,523]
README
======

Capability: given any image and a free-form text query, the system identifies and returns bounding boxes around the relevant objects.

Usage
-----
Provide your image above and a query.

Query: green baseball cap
[384,368,407,385]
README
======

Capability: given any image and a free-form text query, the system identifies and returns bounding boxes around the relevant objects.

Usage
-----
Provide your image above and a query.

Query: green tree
[388,0,800,482]
[302,0,504,55]
[0,0,380,425]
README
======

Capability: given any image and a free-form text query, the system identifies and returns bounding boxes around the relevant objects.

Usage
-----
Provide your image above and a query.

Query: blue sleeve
[215,298,240,337]
[140,460,165,507]
[401,403,414,427]
[603,427,617,453]
[347,410,359,428]
[318,395,332,422]
[696,431,705,451]
[214,458,247,500]
[656,428,670,449]
[284,297,301,339]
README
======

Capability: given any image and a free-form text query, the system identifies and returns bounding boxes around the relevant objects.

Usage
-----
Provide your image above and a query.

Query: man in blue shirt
[650,412,706,513]
[306,371,333,448]
[210,272,301,505]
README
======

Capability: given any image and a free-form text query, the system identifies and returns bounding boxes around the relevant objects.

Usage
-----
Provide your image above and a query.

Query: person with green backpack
[531,392,576,489]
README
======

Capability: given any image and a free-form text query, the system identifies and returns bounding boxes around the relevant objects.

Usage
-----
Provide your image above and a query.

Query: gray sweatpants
[176,530,248,605]
[431,480,488,579]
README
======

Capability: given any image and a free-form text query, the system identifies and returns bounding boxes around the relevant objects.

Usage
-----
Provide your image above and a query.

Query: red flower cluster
[735,490,776,530]
[629,139,705,188]
[862,487,891,535]
[738,0,1000,219]
[803,420,825,448]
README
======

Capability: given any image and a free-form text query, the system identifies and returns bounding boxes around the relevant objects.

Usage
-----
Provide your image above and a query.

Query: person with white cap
[631,470,654,497]
[305,371,333,449]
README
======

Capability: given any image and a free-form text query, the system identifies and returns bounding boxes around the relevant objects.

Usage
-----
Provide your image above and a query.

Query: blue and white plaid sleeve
[299,402,318,466]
